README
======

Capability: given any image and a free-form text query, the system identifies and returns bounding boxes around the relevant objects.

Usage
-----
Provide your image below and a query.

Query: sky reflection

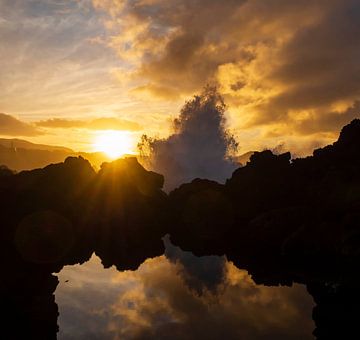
[56,244,314,340]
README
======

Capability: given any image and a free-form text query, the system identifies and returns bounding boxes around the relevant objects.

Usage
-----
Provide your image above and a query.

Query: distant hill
[0,138,73,152]
[0,138,111,171]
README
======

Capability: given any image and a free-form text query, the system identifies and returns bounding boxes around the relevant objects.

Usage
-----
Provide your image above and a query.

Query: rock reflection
[57,249,314,340]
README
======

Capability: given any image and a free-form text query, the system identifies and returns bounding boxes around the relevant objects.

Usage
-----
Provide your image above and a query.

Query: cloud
[35,118,85,129]
[35,117,143,131]
[95,0,360,150]
[0,113,42,136]
[292,101,360,136]
[3,0,358,155]
[246,1,360,127]
[0,0,132,121]
[93,0,315,93]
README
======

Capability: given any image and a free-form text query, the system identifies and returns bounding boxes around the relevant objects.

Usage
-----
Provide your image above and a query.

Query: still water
[56,240,314,340]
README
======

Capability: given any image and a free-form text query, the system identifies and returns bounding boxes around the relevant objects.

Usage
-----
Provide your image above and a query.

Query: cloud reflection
[57,249,314,339]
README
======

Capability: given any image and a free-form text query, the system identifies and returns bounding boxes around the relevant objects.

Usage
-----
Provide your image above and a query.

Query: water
[56,245,315,340]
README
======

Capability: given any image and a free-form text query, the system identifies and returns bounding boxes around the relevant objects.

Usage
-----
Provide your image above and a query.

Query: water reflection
[56,241,314,340]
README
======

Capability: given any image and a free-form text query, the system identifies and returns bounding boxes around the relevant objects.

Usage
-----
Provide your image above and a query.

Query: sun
[93,130,134,159]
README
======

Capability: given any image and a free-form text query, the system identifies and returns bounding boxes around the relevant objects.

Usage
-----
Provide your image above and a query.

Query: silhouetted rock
[0,164,15,176]
[168,178,232,255]
[0,156,97,338]
[168,119,360,337]
[89,157,167,270]
[0,120,359,339]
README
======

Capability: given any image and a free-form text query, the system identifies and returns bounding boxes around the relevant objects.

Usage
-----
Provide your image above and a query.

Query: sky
[0,0,359,155]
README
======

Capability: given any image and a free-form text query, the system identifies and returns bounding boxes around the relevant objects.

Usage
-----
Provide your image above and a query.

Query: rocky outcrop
[0,119,359,339]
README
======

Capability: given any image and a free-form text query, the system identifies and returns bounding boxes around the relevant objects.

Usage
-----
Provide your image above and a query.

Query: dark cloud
[293,101,360,135]
[0,113,42,136]
[97,0,360,137]
[35,117,142,131]
[251,2,360,126]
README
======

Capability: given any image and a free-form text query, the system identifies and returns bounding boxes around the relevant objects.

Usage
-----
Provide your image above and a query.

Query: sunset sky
[1,0,359,156]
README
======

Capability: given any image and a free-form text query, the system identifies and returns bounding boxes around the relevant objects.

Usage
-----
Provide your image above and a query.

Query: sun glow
[93,131,134,159]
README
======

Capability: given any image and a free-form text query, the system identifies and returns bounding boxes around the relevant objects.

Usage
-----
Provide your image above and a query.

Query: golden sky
[0,0,359,156]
